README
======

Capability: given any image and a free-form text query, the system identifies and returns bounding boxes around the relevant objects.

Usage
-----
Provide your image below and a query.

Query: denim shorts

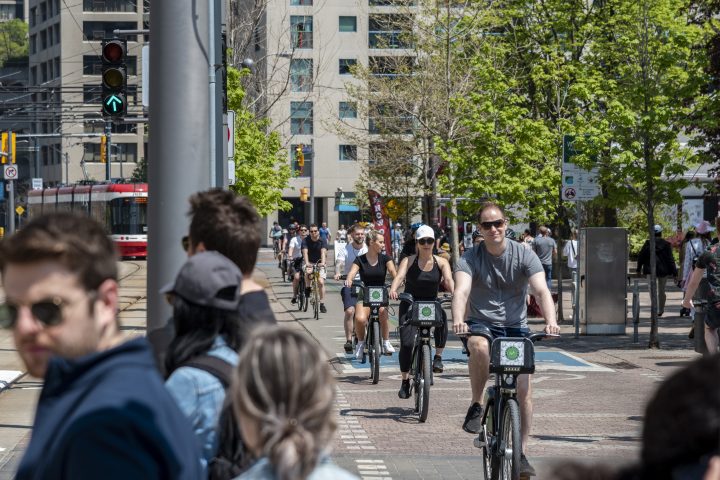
[340,286,356,311]
[705,301,720,329]
[465,318,530,341]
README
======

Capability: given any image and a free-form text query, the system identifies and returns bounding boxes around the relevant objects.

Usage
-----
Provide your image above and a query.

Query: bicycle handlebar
[397,292,453,304]
[456,331,559,342]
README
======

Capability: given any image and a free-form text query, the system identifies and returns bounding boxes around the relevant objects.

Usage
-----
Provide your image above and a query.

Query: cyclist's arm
[386,257,398,280]
[288,239,297,259]
[302,247,309,266]
[528,271,560,334]
[451,271,471,334]
[682,266,706,309]
[437,256,454,294]
[389,256,411,299]
[320,247,327,266]
[345,264,360,287]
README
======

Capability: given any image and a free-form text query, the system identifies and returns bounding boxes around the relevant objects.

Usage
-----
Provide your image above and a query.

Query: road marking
[0,370,23,392]
[355,459,392,479]
[335,387,375,451]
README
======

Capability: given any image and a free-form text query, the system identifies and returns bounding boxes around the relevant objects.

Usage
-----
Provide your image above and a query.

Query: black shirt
[354,253,391,286]
[238,290,277,344]
[301,237,327,263]
[405,255,441,301]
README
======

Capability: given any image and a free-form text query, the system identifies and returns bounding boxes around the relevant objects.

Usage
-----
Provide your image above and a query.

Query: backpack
[181,355,250,480]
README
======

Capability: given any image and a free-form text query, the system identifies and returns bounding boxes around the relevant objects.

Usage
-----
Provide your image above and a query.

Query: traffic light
[299,187,309,202]
[10,132,15,164]
[296,145,305,167]
[0,132,15,164]
[101,39,127,118]
[100,135,107,163]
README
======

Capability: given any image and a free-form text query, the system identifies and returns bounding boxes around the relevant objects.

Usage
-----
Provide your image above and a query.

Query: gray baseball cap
[161,250,243,311]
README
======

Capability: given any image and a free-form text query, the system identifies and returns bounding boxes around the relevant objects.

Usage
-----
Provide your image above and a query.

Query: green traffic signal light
[102,94,126,116]
[101,38,127,118]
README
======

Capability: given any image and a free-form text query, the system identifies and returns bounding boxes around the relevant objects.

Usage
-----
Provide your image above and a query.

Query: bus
[27,183,148,258]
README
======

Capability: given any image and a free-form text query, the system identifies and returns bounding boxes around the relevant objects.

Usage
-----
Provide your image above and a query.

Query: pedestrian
[186,189,276,329]
[319,221,331,245]
[563,229,579,307]
[0,212,202,479]
[682,220,713,290]
[335,224,347,244]
[532,225,557,292]
[521,229,534,249]
[334,224,368,352]
[472,230,483,245]
[452,202,560,478]
[231,327,358,480]
[390,224,454,397]
[635,225,677,317]
[683,238,720,353]
[162,251,244,473]
[463,222,474,249]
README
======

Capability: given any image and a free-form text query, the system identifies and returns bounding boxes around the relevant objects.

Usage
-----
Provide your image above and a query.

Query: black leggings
[398,301,448,373]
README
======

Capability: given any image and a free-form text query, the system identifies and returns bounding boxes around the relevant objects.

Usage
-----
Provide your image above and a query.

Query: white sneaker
[355,341,366,360]
[383,340,395,354]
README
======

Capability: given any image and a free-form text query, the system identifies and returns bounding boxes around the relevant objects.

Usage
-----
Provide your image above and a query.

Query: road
[0,250,701,479]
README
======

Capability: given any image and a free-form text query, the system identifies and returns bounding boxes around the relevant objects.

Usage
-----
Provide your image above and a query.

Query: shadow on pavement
[339,406,420,424]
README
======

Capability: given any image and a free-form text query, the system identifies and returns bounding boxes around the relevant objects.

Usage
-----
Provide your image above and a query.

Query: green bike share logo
[500,341,525,366]
[421,306,432,317]
[371,290,382,300]
[505,346,520,360]
[418,303,436,320]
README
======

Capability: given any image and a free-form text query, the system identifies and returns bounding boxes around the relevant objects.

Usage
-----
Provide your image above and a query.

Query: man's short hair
[348,223,363,235]
[539,226,548,235]
[477,201,506,219]
[0,212,118,291]
[188,189,261,275]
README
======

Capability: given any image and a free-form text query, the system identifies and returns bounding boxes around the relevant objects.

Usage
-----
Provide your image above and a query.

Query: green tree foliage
[130,156,147,183]
[226,67,292,216]
[0,19,27,67]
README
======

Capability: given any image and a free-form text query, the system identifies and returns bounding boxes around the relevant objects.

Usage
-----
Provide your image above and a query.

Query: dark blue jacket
[16,338,203,480]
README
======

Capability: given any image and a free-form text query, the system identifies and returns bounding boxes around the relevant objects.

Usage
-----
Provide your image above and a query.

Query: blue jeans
[542,264,552,291]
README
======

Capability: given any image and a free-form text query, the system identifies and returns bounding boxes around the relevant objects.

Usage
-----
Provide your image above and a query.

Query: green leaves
[0,19,27,68]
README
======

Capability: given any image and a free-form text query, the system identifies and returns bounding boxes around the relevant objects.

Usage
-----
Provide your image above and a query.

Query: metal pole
[310,143,315,224]
[208,0,217,187]
[8,180,14,235]
[64,152,69,184]
[632,279,640,343]
[148,0,212,359]
[574,201,581,339]
[105,122,112,181]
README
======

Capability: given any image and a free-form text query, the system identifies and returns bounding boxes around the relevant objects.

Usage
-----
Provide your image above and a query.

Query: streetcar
[27,183,148,258]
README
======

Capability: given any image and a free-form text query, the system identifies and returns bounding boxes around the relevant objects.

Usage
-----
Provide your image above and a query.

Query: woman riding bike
[390,224,454,399]
[345,229,398,360]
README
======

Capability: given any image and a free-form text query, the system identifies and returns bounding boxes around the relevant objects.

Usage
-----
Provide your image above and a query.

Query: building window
[339,145,357,161]
[339,16,357,32]
[55,58,61,78]
[30,7,36,27]
[290,101,313,135]
[40,29,47,49]
[290,0,312,5]
[83,0,137,12]
[339,102,357,119]
[369,14,413,49]
[339,58,357,75]
[83,21,138,41]
[290,16,313,49]
[30,35,36,54]
[291,144,312,177]
[290,59,313,92]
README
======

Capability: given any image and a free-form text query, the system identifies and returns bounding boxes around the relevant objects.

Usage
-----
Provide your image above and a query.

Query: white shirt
[288,235,303,259]
[563,239,578,269]
[336,241,368,277]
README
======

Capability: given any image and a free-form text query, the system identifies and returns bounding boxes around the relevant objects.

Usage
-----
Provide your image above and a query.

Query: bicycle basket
[489,337,535,375]
[408,301,443,327]
[363,286,389,306]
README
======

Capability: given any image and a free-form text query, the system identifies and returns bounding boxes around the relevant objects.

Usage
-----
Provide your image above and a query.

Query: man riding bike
[288,225,308,304]
[302,224,328,313]
[451,202,560,478]
[334,224,368,352]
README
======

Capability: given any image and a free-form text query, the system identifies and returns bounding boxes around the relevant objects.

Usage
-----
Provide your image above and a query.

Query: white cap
[415,225,435,240]
[654,224,662,233]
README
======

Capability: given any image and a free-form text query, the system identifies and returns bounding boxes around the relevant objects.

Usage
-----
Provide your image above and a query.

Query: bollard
[694,300,708,355]
[632,280,640,343]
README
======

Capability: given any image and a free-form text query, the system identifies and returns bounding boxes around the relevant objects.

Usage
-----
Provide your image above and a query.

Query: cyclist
[269,221,283,264]
[288,225,308,304]
[336,224,348,244]
[345,229,398,360]
[392,223,403,260]
[334,224,368,353]
[452,202,560,478]
[302,224,328,313]
[389,224,454,398]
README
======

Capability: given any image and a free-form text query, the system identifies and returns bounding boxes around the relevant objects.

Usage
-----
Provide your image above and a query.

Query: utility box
[578,228,628,335]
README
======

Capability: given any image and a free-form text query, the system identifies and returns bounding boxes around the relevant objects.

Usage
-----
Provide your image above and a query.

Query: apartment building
[239,0,414,236]
[27,0,146,186]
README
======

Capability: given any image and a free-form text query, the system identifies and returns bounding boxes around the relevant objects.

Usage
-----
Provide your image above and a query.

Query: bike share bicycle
[352,281,391,384]
[398,292,452,422]
[459,329,557,480]
[306,260,325,320]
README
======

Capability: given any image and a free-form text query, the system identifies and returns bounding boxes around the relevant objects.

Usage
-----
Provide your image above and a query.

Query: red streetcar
[28,183,148,258]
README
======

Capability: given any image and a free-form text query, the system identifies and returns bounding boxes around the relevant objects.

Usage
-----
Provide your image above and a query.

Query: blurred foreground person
[0,213,201,479]
[231,327,357,480]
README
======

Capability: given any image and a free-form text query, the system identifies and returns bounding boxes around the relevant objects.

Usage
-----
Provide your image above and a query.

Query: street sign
[227,110,235,158]
[562,134,600,202]
[4,165,18,180]
[15,205,24,216]
[31,178,42,190]
[562,187,576,201]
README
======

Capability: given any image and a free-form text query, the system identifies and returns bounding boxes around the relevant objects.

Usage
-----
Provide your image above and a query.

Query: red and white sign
[4,165,18,180]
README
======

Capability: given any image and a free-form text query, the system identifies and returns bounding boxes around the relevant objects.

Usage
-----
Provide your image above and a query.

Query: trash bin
[694,300,708,355]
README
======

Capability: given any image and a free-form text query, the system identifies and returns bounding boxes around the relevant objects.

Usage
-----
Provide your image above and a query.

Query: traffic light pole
[147,0,213,361]
[105,122,112,181]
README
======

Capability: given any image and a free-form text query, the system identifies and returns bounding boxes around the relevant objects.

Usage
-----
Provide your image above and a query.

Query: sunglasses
[417,238,434,245]
[0,297,67,329]
[480,219,506,230]
[310,230,319,233]
[181,235,190,251]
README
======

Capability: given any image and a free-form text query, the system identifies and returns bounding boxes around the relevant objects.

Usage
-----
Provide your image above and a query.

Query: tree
[581,0,708,347]
[227,66,292,216]
[0,19,27,68]
[130,156,147,183]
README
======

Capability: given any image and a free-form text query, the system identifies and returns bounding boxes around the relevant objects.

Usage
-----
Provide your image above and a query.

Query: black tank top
[405,255,440,301]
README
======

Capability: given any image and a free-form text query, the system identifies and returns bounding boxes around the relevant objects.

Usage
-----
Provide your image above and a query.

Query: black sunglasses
[480,219,506,230]
[181,235,190,251]
[0,297,66,329]
[417,238,434,245]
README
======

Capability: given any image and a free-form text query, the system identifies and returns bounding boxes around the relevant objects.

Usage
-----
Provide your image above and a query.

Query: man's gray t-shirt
[532,236,556,266]
[455,241,544,328]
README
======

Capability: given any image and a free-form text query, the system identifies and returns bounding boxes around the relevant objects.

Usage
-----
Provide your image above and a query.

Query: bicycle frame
[354,283,390,384]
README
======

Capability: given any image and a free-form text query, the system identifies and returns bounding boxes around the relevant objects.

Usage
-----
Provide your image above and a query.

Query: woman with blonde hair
[232,327,357,480]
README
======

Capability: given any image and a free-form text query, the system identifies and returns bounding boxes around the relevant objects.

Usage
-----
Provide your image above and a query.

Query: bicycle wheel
[303,280,310,312]
[413,345,422,413]
[369,320,380,384]
[498,398,521,480]
[297,278,305,312]
[313,280,320,319]
[418,344,431,422]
